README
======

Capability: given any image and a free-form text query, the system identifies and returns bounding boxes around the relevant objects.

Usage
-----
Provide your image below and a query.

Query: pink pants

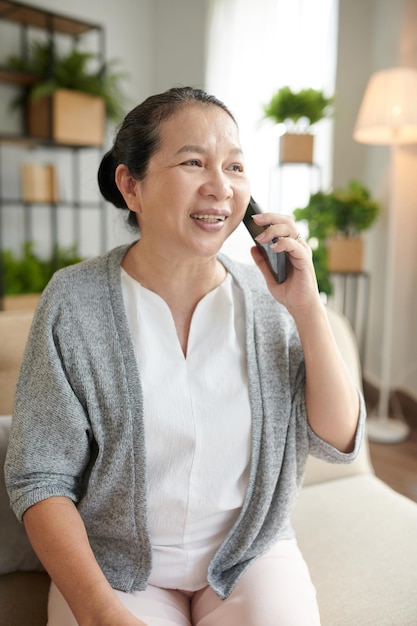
[47,539,321,626]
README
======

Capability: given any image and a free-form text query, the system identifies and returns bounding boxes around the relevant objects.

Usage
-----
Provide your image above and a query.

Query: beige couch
[1,307,417,625]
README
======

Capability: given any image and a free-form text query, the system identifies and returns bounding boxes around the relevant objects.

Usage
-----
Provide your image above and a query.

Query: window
[206,0,338,263]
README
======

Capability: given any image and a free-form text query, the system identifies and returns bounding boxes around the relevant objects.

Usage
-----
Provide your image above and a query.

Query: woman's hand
[250,212,320,315]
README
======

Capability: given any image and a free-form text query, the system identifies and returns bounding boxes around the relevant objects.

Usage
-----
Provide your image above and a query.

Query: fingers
[251,213,312,265]
[252,212,294,227]
[269,235,312,261]
[252,212,302,244]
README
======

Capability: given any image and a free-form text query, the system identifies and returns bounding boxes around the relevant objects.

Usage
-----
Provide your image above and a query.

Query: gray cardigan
[5,244,365,599]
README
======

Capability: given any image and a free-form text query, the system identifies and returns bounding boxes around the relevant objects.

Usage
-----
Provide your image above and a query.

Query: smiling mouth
[190,214,227,223]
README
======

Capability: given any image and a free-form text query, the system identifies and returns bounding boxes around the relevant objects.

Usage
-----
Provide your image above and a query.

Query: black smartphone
[243,197,287,284]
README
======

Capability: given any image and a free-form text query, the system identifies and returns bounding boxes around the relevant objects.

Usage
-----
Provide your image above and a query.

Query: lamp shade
[354,67,417,145]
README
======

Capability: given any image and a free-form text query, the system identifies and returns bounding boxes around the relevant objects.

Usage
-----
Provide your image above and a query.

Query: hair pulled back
[97,86,236,230]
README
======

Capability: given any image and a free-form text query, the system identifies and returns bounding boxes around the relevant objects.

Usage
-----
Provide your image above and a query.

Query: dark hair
[97,86,236,229]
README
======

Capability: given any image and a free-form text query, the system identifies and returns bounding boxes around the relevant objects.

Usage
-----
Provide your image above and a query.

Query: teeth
[191,214,226,223]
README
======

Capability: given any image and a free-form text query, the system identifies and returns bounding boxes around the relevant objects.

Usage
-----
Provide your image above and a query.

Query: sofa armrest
[0,311,34,415]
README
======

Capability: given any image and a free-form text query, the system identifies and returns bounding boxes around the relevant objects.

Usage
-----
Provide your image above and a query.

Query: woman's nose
[200,169,233,199]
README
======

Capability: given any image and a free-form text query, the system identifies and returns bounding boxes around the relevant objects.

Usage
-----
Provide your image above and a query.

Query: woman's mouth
[190,214,227,223]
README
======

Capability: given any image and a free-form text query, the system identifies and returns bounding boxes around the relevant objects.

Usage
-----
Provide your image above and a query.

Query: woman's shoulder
[37,245,130,317]
[53,245,128,284]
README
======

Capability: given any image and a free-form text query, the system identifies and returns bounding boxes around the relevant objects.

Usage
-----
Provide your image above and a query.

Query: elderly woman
[5,86,364,626]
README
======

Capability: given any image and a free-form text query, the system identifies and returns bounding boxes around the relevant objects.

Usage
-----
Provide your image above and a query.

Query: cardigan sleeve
[5,286,93,521]
[306,386,366,463]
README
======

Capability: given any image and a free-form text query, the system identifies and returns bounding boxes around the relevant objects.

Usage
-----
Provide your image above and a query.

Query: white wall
[334,0,417,401]
[150,0,210,93]
[393,0,417,398]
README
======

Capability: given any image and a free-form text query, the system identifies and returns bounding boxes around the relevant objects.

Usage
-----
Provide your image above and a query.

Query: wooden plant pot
[327,236,364,273]
[27,88,105,147]
[279,133,314,164]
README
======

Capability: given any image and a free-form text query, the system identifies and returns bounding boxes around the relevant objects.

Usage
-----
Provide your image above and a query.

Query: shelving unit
[0,1,105,93]
[0,1,107,308]
[0,0,98,32]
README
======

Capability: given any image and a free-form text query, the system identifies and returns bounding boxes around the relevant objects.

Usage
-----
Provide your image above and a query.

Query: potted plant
[293,180,380,294]
[1,241,83,309]
[7,40,127,146]
[262,86,333,163]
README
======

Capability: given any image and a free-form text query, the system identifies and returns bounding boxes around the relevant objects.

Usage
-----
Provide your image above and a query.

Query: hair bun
[97,150,127,209]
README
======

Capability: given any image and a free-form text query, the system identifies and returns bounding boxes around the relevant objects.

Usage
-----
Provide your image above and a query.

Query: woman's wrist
[288,293,327,332]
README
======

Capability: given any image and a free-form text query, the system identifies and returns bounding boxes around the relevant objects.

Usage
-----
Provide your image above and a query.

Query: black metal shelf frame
[0,1,107,308]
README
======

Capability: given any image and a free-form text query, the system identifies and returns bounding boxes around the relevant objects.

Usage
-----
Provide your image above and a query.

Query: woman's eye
[229,163,244,173]
[184,159,202,167]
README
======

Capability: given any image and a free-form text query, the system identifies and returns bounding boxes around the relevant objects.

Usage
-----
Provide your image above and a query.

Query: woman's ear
[115,164,141,213]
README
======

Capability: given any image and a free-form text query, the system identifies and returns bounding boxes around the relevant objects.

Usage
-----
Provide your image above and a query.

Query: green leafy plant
[294,180,380,239]
[293,180,380,294]
[2,241,83,295]
[7,40,128,123]
[311,245,333,297]
[263,86,333,131]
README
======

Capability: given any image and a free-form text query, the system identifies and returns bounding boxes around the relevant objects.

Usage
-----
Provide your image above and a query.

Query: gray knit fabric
[5,244,365,598]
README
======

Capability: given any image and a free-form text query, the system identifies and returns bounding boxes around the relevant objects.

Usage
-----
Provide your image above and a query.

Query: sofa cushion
[292,474,417,625]
[0,416,43,575]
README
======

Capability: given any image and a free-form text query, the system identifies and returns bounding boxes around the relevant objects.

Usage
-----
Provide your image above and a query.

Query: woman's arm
[23,497,147,626]
[290,300,359,452]
[251,213,360,453]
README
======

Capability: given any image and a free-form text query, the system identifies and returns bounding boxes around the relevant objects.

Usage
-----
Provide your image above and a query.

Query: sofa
[1,306,417,625]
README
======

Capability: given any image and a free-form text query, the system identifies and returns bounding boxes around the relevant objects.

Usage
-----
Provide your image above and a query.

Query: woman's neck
[122,241,227,355]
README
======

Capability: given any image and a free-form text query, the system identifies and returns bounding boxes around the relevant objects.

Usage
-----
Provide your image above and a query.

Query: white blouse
[121,269,252,591]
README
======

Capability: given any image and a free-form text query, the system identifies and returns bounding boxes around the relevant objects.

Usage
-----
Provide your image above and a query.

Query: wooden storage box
[27,88,105,146]
[21,163,58,203]
[327,237,364,272]
[279,133,314,164]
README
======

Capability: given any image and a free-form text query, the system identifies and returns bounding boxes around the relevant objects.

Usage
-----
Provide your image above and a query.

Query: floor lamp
[353,67,417,443]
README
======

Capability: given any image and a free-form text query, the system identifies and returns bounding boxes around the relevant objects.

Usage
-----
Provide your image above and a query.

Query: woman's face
[130,103,251,263]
